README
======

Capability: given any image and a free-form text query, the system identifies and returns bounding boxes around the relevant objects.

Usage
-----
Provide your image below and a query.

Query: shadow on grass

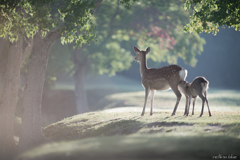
[44,118,144,141]
[90,119,143,136]
[18,135,240,160]
[145,121,193,128]
[44,117,202,142]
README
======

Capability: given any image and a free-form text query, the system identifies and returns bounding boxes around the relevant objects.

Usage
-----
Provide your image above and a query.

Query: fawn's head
[179,80,190,90]
[133,46,150,62]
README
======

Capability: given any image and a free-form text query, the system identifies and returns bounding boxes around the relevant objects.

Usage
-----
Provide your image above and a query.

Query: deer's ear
[146,47,150,54]
[133,46,140,53]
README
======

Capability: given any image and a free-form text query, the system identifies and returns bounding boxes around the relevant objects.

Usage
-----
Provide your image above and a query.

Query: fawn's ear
[133,46,140,53]
[146,47,150,54]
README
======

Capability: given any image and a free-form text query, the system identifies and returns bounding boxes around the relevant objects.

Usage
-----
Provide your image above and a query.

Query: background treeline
[119,27,240,90]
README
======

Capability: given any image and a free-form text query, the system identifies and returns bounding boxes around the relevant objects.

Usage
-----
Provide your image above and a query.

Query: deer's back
[142,65,183,82]
[142,65,184,91]
[190,77,209,97]
[191,77,209,87]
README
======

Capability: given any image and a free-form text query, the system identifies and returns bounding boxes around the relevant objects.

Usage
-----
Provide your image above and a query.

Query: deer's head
[133,46,150,62]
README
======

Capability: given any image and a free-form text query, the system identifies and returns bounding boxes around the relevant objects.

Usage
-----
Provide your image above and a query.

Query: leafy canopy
[183,0,240,35]
[0,0,97,47]
[0,0,53,41]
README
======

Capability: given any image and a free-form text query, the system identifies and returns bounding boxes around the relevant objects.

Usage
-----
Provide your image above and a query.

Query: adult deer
[178,76,212,117]
[133,46,188,116]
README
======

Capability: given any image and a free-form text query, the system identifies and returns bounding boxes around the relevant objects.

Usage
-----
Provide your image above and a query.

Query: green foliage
[77,0,137,76]
[0,0,53,41]
[169,26,205,66]
[89,42,133,76]
[0,0,97,47]
[119,0,139,9]
[128,0,205,66]
[184,0,240,35]
[59,0,96,48]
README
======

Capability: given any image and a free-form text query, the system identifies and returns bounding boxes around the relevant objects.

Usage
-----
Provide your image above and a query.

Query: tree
[183,0,240,35]
[19,0,101,153]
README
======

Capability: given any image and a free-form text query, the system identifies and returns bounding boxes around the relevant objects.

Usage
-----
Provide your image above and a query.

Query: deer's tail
[179,69,188,81]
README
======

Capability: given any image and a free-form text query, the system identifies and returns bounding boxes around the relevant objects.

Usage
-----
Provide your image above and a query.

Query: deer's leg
[150,90,155,116]
[204,91,212,117]
[141,87,150,116]
[198,91,206,117]
[170,84,182,116]
[192,97,197,115]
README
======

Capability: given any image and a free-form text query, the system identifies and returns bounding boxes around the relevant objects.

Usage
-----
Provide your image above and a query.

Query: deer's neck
[140,55,148,77]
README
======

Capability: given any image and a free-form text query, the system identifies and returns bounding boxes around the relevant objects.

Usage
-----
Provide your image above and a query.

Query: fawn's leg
[204,91,212,116]
[150,90,155,116]
[170,84,182,116]
[141,87,150,116]
[186,96,192,116]
[192,97,197,115]
[184,95,189,116]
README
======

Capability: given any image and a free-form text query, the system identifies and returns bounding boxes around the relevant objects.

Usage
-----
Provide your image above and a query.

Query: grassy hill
[17,89,240,160]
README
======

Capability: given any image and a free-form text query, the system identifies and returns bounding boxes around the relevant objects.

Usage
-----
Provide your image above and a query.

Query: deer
[133,46,188,116]
[178,76,212,117]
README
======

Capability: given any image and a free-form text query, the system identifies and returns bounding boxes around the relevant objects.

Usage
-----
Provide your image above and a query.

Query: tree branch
[90,0,103,14]
[43,26,64,44]
[191,2,197,13]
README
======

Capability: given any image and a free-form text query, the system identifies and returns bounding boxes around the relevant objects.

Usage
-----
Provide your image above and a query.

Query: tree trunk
[72,48,89,114]
[0,37,23,160]
[0,38,9,89]
[74,63,89,113]
[19,32,53,153]
[0,38,7,57]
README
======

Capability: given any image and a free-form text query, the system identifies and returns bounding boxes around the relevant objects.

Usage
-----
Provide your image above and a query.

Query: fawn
[178,76,212,117]
[133,46,188,116]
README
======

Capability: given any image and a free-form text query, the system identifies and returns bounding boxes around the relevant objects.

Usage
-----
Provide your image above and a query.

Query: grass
[42,106,240,141]
[17,87,240,160]
[18,136,240,160]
